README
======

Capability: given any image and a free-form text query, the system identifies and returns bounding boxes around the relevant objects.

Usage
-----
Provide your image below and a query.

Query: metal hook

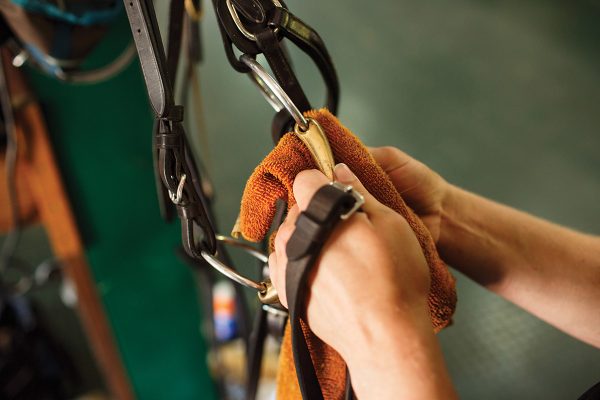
[169,174,187,204]
[240,54,309,131]
[225,0,282,42]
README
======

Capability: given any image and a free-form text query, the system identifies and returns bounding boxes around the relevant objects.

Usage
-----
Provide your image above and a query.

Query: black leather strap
[579,380,600,400]
[272,8,339,114]
[286,184,361,400]
[125,0,173,118]
[126,0,218,255]
[211,0,340,141]
[255,28,311,112]
[166,0,185,87]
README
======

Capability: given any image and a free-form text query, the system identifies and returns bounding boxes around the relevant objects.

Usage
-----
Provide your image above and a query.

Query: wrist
[337,299,434,372]
[437,182,466,254]
[339,303,456,399]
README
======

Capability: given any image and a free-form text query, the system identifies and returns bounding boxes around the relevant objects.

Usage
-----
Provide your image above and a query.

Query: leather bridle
[124,0,350,398]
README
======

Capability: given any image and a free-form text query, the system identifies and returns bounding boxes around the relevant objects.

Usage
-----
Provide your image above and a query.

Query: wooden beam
[1,53,135,400]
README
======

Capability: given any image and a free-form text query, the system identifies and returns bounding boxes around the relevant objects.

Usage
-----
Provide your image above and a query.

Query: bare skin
[370,146,600,348]
[268,147,600,399]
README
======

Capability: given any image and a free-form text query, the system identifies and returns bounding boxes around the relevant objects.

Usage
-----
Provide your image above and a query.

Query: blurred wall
[191,0,600,398]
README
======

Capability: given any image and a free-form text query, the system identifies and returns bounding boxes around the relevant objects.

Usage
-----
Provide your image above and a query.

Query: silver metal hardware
[240,54,309,131]
[200,234,279,304]
[169,174,187,204]
[225,0,282,42]
[262,304,288,318]
[330,181,365,219]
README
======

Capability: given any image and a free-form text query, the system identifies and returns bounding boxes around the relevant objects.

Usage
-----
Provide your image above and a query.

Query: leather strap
[579,380,600,400]
[166,0,185,87]
[272,8,339,114]
[124,0,172,118]
[126,0,218,255]
[286,183,362,400]
[211,0,340,140]
[255,28,311,112]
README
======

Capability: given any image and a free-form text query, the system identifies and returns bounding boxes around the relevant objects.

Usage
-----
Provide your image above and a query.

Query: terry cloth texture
[238,108,457,399]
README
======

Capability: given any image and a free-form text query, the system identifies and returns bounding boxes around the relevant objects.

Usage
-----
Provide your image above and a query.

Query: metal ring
[225,0,283,42]
[240,54,309,131]
[201,234,268,292]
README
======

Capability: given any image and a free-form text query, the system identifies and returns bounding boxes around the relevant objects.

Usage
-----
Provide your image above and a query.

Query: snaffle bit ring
[200,234,279,304]
[239,54,309,132]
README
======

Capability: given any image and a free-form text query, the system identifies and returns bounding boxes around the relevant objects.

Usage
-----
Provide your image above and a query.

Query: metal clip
[169,174,187,204]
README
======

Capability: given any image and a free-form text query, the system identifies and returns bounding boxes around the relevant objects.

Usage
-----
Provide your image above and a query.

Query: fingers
[368,146,413,174]
[293,165,383,215]
[277,163,391,307]
[292,169,330,210]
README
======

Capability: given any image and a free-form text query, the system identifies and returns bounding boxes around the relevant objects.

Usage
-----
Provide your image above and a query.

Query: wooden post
[0,53,135,400]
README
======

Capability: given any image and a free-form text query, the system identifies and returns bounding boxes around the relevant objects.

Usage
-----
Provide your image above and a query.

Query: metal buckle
[329,181,365,220]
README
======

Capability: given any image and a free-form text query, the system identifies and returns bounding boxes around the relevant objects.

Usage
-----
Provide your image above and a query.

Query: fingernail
[334,163,355,182]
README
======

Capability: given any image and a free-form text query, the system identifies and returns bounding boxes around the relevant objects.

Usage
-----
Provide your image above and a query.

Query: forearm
[338,304,458,400]
[439,184,600,347]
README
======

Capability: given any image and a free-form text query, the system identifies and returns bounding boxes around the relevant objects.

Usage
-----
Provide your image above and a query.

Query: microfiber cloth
[238,108,457,399]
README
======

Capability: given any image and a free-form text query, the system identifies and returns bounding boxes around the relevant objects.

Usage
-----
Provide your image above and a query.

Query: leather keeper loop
[156,133,182,148]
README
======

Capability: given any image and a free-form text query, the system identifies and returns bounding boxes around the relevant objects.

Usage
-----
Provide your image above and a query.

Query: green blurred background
[6,0,600,398]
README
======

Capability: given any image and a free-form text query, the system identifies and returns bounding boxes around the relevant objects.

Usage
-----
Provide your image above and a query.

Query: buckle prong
[330,181,365,220]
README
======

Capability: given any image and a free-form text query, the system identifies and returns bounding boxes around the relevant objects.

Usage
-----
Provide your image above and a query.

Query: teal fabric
[24,14,216,400]
[11,0,122,26]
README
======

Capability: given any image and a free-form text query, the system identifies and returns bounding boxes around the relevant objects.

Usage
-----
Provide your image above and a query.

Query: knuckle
[379,146,399,158]
[274,225,293,254]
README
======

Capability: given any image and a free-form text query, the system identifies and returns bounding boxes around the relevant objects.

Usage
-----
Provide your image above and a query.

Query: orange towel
[238,109,457,399]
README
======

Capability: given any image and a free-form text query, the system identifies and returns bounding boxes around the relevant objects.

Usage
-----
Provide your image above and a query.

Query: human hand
[369,147,449,243]
[268,163,457,399]
[268,163,433,361]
